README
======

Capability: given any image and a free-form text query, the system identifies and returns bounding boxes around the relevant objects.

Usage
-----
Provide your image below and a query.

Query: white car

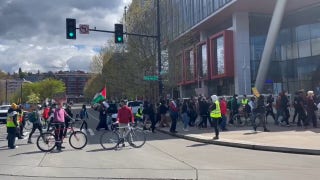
[127,101,143,115]
[0,105,11,123]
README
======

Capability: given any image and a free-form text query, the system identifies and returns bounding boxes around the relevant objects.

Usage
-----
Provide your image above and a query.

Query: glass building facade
[250,5,320,94]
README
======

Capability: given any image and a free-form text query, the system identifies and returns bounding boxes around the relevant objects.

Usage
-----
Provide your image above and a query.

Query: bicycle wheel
[128,128,146,148]
[37,132,56,152]
[24,120,33,131]
[69,131,87,149]
[232,114,244,127]
[100,131,119,150]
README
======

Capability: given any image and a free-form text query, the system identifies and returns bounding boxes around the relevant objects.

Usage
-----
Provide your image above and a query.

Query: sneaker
[212,136,219,140]
[264,128,270,132]
[27,139,33,144]
[183,128,189,131]
[9,146,18,149]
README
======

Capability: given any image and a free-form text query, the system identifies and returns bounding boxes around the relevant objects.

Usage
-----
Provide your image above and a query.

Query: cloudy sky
[0,0,131,74]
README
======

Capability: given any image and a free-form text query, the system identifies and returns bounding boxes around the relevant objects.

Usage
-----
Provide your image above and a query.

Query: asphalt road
[0,104,320,180]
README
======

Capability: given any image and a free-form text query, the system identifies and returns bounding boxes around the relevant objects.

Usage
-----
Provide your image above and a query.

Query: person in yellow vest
[7,103,19,149]
[241,94,250,119]
[135,104,143,124]
[16,105,24,139]
[210,95,222,140]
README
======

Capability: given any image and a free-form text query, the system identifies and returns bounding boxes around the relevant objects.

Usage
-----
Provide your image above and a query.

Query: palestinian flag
[92,87,106,103]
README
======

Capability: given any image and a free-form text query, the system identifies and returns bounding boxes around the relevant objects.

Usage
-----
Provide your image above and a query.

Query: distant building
[55,71,92,103]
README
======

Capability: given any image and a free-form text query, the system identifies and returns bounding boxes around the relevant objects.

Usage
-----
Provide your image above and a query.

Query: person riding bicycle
[117,100,134,146]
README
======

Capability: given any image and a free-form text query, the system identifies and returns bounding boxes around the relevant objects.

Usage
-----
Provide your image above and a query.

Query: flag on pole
[92,86,106,103]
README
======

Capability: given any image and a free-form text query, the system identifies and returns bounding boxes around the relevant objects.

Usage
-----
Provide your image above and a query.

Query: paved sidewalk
[157,120,320,155]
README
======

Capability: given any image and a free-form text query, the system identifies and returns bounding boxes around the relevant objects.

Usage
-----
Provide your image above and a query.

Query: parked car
[0,105,11,123]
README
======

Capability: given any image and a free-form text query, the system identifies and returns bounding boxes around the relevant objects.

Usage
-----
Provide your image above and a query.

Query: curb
[157,129,320,156]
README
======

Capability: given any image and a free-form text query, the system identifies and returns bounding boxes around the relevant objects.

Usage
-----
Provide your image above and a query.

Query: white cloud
[0,0,131,73]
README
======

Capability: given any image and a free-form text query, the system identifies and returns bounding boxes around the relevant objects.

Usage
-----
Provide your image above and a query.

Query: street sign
[79,24,89,34]
[143,76,158,81]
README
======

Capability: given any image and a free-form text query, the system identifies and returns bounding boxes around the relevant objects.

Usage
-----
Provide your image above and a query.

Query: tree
[10,78,66,104]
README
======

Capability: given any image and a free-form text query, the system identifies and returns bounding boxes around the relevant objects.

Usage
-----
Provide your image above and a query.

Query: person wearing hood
[7,103,19,149]
[210,95,221,140]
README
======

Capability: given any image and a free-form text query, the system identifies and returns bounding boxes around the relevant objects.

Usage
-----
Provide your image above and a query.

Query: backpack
[80,109,85,119]
[28,111,38,123]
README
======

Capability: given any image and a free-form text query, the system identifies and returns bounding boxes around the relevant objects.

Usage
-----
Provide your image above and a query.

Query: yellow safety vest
[210,100,221,118]
[6,116,16,127]
[136,108,143,118]
[241,99,248,105]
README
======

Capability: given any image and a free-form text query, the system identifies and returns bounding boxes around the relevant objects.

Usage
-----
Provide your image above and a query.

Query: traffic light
[66,18,76,39]
[114,24,123,43]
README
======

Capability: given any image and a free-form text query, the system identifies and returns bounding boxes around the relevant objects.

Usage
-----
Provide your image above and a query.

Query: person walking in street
[181,100,190,131]
[6,103,19,149]
[198,97,210,128]
[158,100,169,127]
[230,94,240,124]
[96,102,109,131]
[252,95,270,132]
[219,97,228,131]
[79,104,89,130]
[295,90,307,127]
[169,98,179,133]
[266,94,276,124]
[210,95,221,140]
[306,91,318,128]
[27,104,43,144]
[64,104,73,136]
[42,104,50,129]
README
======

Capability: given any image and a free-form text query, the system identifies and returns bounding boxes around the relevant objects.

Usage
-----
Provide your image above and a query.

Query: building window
[298,40,311,58]
[185,49,195,82]
[175,53,183,83]
[311,38,320,56]
[216,36,225,75]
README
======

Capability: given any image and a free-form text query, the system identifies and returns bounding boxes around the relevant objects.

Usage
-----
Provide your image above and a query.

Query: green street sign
[144,76,158,81]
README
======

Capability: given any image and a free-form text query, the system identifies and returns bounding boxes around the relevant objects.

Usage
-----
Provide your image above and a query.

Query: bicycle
[36,120,87,152]
[100,122,146,150]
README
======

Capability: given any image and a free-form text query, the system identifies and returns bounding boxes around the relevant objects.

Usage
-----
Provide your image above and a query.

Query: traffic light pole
[76,28,157,38]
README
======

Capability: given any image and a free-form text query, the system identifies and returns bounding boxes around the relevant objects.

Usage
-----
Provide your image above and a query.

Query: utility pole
[157,0,162,98]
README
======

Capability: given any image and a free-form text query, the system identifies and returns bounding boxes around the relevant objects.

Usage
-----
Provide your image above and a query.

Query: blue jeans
[181,113,190,129]
[220,115,227,130]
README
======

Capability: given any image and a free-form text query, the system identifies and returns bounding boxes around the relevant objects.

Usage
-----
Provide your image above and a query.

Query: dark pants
[219,115,227,130]
[80,120,88,130]
[292,109,298,123]
[7,127,16,148]
[96,117,108,130]
[198,115,210,128]
[54,123,65,150]
[150,114,157,132]
[170,112,178,132]
[306,111,317,127]
[20,120,26,136]
[212,118,220,137]
[265,108,275,122]
[29,123,43,139]
[297,109,307,126]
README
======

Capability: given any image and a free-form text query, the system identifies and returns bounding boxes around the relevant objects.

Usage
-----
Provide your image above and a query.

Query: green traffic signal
[69,32,74,37]
[117,36,123,42]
